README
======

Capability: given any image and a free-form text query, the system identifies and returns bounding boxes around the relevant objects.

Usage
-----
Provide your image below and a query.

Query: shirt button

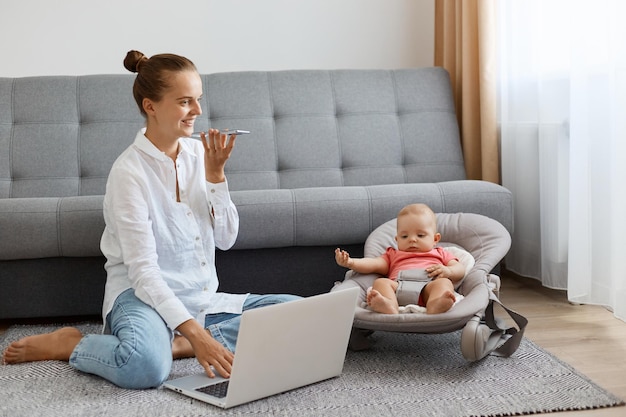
[195,236,200,241]
[210,189,216,193]
[201,261,206,266]
[203,287,208,291]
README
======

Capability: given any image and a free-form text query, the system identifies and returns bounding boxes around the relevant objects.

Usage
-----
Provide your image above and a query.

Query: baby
[335,203,466,314]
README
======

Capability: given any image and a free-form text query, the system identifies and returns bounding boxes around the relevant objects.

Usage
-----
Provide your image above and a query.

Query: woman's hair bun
[123,50,148,73]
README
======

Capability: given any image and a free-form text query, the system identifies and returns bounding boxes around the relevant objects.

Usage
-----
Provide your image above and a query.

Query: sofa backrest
[0,75,141,198]
[0,68,465,198]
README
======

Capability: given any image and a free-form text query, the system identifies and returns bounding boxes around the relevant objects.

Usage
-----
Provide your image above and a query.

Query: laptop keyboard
[196,381,230,398]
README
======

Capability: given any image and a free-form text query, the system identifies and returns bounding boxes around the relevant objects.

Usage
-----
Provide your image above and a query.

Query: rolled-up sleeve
[206,180,239,250]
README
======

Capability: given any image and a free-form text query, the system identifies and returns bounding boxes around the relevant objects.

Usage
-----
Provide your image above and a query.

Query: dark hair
[123,50,197,116]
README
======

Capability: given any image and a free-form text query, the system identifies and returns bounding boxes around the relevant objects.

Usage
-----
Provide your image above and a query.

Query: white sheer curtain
[498,0,626,321]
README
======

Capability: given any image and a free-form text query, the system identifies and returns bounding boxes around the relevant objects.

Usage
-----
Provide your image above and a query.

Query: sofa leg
[348,328,374,351]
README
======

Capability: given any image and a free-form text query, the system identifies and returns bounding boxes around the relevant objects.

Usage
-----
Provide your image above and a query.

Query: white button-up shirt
[100,129,247,331]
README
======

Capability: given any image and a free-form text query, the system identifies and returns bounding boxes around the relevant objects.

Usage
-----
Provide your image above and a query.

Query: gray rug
[0,322,623,417]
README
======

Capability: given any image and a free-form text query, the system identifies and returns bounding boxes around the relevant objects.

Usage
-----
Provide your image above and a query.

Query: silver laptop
[163,287,360,409]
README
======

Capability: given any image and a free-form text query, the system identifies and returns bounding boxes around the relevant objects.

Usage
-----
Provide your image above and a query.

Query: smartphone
[220,129,250,136]
[191,130,250,139]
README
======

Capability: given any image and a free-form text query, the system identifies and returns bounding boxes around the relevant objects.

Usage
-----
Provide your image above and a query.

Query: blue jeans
[69,289,300,389]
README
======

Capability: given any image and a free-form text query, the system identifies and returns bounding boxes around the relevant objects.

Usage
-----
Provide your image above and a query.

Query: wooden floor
[498,271,626,416]
[1,270,625,416]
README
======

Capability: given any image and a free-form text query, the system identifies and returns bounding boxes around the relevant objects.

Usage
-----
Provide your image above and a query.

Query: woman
[2,50,299,389]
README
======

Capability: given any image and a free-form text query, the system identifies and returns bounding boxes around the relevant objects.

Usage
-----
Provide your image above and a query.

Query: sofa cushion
[0,195,104,260]
[0,179,512,260]
[232,179,511,249]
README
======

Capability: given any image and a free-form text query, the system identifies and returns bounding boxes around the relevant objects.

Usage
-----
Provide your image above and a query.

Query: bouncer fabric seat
[332,212,527,360]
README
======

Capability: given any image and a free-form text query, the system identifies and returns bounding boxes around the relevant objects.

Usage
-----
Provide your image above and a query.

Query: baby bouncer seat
[332,212,528,361]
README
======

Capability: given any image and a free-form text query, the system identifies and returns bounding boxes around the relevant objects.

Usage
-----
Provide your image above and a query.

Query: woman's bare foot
[367,289,399,314]
[2,327,83,364]
[425,290,457,314]
[172,335,195,359]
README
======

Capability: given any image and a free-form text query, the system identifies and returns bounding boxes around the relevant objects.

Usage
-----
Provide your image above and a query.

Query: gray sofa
[0,67,512,320]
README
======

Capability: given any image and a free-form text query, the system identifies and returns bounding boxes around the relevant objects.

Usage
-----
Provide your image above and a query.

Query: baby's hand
[334,248,352,268]
[426,264,452,279]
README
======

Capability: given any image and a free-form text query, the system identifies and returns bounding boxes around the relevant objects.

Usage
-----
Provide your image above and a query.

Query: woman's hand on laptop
[176,319,234,378]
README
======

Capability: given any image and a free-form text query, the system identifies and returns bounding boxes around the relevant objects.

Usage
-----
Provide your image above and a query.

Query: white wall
[0,0,434,77]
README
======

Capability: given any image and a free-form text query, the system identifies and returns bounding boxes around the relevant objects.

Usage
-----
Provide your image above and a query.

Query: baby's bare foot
[367,289,399,314]
[2,327,83,364]
[172,335,195,359]
[426,290,457,314]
